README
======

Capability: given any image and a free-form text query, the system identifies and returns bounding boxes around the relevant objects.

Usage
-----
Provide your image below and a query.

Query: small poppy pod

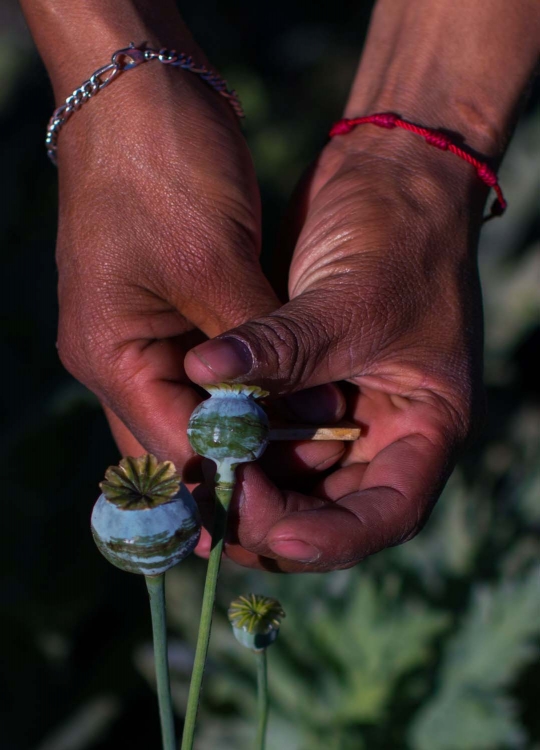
[91,455,201,576]
[187,384,269,470]
[228,594,285,651]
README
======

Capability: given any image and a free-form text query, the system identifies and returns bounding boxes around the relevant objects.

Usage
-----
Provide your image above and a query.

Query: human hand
[185,131,487,572]
[52,31,347,533]
[53,46,284,472]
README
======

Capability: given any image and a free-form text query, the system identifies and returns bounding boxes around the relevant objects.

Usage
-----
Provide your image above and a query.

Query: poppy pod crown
[91,455,201,576]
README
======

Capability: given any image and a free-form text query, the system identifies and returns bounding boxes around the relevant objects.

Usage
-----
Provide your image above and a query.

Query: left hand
[185,130,487,572]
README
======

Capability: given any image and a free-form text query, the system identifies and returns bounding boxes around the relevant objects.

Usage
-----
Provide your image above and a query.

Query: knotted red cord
[329,113,506,221]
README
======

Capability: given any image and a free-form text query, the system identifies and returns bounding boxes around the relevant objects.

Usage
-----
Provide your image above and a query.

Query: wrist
[343,93,502,164]
[51,59,243,176]
[347,0,540,164]
[20,0,205,103]
[320,128,489,226]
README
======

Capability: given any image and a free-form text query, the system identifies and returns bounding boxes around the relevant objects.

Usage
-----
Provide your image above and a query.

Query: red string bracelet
[329,113,507,222]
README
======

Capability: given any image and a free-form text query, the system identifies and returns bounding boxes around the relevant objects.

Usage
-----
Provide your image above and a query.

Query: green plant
[229,594,286,749]
[91,455,201,750]
[182,384,270,750]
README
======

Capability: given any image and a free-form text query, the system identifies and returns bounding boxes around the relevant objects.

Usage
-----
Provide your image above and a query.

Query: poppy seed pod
[228,594,285,651]
[187,384,270,479]
[91,455,201,576]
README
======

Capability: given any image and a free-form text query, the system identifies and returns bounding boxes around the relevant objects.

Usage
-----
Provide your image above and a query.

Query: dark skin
[21,0,540,571]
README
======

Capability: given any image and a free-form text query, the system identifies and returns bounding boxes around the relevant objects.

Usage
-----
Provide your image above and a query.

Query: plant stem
[255,649,269,750]
[181,463,235,750]
[145,574,176,750]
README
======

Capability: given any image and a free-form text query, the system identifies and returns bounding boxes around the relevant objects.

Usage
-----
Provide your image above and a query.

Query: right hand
[54,60,280,471]
[54,56,345,519]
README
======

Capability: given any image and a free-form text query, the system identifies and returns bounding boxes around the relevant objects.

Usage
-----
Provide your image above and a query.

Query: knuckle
[392,506,428,547]
[56,270,133,393]
[56,316,90,382]
[434,381,483,451]
[245,312,323,391]
[56,311,113,393]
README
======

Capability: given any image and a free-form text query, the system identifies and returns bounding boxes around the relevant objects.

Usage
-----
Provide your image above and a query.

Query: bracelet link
[111,45,147,70]
[46,43,244,165]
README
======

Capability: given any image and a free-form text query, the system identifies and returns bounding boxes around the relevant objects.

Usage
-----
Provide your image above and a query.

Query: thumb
[184,288,362,395]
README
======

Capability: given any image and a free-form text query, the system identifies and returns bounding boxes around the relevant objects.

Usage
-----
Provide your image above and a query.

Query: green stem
[145,574,176,750]
[255,648,269,750]
[181,463,236,750]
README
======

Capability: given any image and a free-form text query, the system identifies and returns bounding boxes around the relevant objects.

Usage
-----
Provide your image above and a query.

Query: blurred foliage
[1,1,538,749]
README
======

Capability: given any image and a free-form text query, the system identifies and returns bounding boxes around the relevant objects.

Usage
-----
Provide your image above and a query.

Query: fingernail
[285,384,345,424]
[192,337,252,380]
[270,539,321,562]
[312,447,345,471]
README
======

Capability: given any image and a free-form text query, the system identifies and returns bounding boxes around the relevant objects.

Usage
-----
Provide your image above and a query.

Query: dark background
[1,2,539,749]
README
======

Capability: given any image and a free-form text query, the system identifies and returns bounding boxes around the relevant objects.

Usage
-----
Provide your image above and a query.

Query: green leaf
[311,576,448,723]
[410,566,540,750]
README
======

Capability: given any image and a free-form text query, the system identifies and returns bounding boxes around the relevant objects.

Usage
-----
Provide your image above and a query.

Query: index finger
[229,433,453,572]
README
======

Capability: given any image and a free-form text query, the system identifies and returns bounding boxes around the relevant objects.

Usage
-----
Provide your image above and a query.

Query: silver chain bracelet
[45,42,244,165]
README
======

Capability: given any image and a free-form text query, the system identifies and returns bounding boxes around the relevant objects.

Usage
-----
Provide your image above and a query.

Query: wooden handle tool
[268,421,361,441]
